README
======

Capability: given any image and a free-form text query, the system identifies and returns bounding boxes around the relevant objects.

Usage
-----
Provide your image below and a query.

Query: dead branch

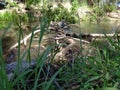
[10,29,41,50]
[54,35,66,40]
[82,33,120,38]
[72,38,90,44]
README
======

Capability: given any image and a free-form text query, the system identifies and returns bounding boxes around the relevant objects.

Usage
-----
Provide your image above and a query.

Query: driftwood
[72,38,90,44]
[85,33,120,37]
[66,33,120,38]
[10,19,119,51]
[10,29,41,50]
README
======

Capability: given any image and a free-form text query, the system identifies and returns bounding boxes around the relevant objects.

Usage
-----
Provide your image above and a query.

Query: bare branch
[10,29,41,50]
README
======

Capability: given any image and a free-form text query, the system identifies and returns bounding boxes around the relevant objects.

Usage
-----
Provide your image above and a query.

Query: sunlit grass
[59,35,120,89]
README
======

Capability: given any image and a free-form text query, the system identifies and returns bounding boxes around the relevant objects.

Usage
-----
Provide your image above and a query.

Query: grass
[0,14,63,89]
[0,11,29,30]
[0,0,120,90]
[59,47,120,89]
[59,36,120,89]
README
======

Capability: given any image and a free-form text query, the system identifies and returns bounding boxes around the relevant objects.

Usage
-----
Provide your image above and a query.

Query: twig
[72,38,90,44]
[54,35,66,40]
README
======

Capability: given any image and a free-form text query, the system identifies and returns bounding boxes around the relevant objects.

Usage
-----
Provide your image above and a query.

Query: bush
[103,3,116,12]
[40,3,77,23]
[93,6,105,17]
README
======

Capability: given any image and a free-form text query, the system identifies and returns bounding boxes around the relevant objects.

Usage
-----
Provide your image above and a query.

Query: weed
[103,3,116,12]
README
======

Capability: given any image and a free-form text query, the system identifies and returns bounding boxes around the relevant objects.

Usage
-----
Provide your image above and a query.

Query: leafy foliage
[103,3,116,12]
[0,11,29,29]
[40,3,78,23]
[93,6,105,17]
[59,36,120,89]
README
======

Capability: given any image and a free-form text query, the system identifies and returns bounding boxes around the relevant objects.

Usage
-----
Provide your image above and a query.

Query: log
[82,33,120,38]
[66,33,120,38]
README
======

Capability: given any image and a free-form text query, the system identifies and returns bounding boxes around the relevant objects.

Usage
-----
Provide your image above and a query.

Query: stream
[70,19,120,34]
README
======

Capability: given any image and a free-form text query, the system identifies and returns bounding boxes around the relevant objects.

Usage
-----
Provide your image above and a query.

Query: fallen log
[66,33,120,38]
[10,27,119,51]
[85,33,120,37]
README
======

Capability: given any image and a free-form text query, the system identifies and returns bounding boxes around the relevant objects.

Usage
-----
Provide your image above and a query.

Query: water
[70,19,120,34]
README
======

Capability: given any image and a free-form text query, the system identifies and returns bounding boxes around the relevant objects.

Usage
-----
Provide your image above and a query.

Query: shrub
[40,3,77,23]
[103,3,116,12]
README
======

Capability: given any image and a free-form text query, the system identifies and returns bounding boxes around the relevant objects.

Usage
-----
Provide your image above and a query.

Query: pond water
[70,19,120,34]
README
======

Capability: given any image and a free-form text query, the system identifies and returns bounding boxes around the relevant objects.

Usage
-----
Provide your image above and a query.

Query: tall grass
[0,10,63,90]
[59,36,120,89]
[0,24,13,90]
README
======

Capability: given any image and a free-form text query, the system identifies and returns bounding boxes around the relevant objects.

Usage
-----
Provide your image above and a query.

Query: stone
[5,59,36,81]
[0,2,6,9]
